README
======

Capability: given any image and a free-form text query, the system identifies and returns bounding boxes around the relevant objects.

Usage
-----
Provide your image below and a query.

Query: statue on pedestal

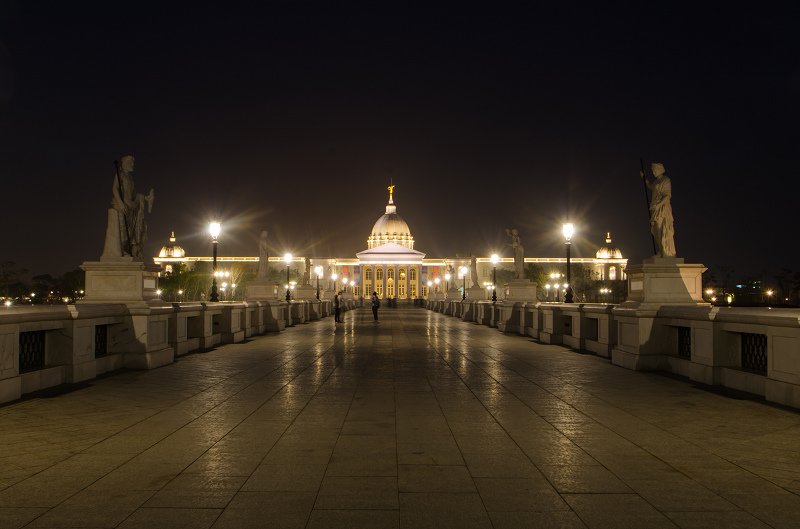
[101,155,154,261]
[303,257,311,286]
[256,230,269,279]
[642,162,676,258]
[470,255,479,288]
[506,228,525,279]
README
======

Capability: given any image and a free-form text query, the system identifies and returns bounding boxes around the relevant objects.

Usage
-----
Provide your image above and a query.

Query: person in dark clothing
[371,291,380,322]
[334,291,341,323]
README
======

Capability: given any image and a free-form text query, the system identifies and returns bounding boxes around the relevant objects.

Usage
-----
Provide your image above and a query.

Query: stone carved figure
[470,255,479,288]
[256,230,269,279]
[101,155,154,260]
[506,228,525,279]
[643,162,676,257]
[303,257,311,286]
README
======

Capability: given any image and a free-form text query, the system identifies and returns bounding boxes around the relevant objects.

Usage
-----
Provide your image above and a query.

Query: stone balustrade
[0,298,336,404]
[426,299,800,409]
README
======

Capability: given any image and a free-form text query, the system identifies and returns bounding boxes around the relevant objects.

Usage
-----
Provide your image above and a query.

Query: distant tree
[59,269,85,302]
[0,261,28,298]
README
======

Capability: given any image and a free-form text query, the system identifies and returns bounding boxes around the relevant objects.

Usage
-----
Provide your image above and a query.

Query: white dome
[159,231,186,258]
[367,198,415,249]
[596,232,623,259]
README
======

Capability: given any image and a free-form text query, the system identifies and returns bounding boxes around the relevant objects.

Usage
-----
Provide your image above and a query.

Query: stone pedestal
[293,285,318,300]
[465,287,486,301]
[80,260,161,305]
[504,279,538,302]
[496,280,537,334]
[612,257,708,371]
[245,281,280,301]
[622,257,705,306]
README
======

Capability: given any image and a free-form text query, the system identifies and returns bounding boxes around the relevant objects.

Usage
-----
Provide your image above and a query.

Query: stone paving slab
[1,306,799,528]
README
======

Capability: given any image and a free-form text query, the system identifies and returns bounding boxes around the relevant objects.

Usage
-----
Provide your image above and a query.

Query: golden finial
[388,184,395,203]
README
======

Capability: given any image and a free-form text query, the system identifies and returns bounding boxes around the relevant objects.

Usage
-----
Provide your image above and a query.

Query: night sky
[2,4,798,278]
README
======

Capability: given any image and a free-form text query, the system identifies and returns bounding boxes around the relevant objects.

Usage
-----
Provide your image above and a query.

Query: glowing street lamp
[562,223,574,303]
[459,266,468,300]
[314,265,323,300]
[284,253,293,302]
[427,280,433,298]
[208,222,221,302]
[434,277,440,293]
[342,277,349,293]
[444,272,451,292]
[331,273,338,293]
[490,254,500,303]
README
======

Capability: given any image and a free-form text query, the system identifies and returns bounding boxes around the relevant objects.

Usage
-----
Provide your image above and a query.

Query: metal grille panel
[741,333,767,375]
[677,327,691,359]
[19,331,45,373]
[95,325,108,358]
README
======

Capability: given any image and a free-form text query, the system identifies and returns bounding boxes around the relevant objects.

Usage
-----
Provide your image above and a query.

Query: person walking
[371,291,380,323]
[334,291,341,323]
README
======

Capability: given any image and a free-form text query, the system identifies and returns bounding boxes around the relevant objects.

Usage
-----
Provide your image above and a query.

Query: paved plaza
[1,307,799,529]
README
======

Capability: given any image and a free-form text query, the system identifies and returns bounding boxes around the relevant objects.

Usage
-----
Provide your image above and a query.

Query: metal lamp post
[284,253,292,302]
[459,266,468,300]
[427,280,432,299]
[434,277,440,293]
[315,266,323,300]
[562,223,574,303]
[331,273,338,293]
[490,254,499,303]
[444,272,451,292]
[209,222,221,302]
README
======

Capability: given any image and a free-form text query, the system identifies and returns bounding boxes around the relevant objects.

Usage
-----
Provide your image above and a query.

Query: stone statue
[642,162,676,257]
[303,257,311,285]
[101,155,154,260]
[506,228,525,279]
[256,230,269,279]
[470,255,479,288]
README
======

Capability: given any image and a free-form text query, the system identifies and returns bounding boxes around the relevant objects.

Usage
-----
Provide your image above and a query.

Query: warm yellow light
[705,288,714,295]
[283,253,292,264]
[445,273,451,281]
[562,223,575,241]
[178,290,183,295]
[459,266,468,276]
[156,289,162,296]
[434,278,440,285]
[545,284,551,290]
[314,265,323,277]
[231,283,236,288]
[342,278,349,285]
[766,289,774,297]
[331,273,338,281]
[209,222,221,239]
[726,295,733,304]
[490,254,500,264]
[427,281,433,287]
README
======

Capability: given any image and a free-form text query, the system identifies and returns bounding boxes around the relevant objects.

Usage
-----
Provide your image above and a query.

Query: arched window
[410,268,417,281]
[609,266,617,281]
[387,268,394,280]
[365,268,373,280]
[376,268,383,281]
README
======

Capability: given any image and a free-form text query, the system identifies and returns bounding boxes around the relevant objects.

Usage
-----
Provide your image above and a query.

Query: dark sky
[2,3,799,278]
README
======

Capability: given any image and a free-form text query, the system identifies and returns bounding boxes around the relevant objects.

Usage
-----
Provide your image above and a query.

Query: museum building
[155,187,627,299]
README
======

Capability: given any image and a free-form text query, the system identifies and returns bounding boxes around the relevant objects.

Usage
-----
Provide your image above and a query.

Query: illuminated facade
[154,187,627,299]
